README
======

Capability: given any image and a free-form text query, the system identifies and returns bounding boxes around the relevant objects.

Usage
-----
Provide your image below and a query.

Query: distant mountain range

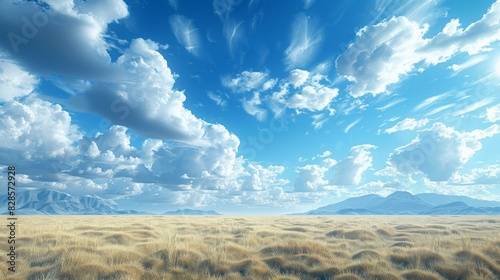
[0,189,142,215]
[0,189,219,215]
[163,209,221,215]
[3,189,499,215]
[297,191,500,215]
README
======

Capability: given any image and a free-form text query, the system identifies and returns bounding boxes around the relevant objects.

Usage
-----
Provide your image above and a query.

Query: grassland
[1,215,499,280]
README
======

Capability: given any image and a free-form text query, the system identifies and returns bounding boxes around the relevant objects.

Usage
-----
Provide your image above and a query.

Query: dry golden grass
[1,215,499,279]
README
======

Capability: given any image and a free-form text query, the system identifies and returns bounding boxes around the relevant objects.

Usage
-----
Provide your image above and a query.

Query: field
[1,216,500,280]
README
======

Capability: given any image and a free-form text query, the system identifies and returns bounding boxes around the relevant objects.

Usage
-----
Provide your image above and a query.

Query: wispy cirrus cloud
[376,98,406,111]
[303,0,315,9]
[412,92,450,112]
[223,20,244,55]
[213,0,242,22]
[284,14,322,70]
[344,118,362,133]
[207,91,227,108]
[447,55,487,75]
[451,97,494,117]
[169,15,201,56]
[167,0,179,11]
[423,104,455,117]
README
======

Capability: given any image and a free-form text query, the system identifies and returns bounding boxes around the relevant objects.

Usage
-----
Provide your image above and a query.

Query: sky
[0,0,499,214]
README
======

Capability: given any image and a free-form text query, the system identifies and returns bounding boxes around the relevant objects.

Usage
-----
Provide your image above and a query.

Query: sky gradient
[0,0,499,214]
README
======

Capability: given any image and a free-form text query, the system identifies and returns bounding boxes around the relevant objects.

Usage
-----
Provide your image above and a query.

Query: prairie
[1,215,499,279]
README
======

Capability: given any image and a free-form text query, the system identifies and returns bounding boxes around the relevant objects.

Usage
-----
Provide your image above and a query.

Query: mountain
[301,191,500,215]
[367,191,433,214]
[422,201,500,215]
[307,194,385,214]
[0,189,141,215]
[163,209,221,215]
[416,193,500,208]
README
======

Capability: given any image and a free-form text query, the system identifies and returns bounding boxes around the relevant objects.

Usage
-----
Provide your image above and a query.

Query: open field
[1,216,499,280]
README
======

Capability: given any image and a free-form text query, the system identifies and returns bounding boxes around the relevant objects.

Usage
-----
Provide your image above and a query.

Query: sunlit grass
[1,215,499,279]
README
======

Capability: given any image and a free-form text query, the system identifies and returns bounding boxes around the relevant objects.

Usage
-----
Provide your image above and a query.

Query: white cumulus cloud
[385,118,429,134]
[222,71,269,93]
[331,144,376,185]
[485,104,500,122]
[336,1,500,97]
[389,122,500,181]
[0,59,38,102]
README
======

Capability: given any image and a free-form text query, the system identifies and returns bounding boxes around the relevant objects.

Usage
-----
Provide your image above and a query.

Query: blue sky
[0,0,499,214]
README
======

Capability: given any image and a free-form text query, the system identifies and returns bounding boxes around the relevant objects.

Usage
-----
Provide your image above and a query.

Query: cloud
[358,180,403,196]
[451,97,494,117]
[384,118,429,134]
[0,0,127,81]
[447,55,487,74]
[421,1,500,63]
[167,0,179,11]
[222,70,269,93]
[283,72,338,112]
[336,1,500,97]
[303,0,315,9]
[389,122,500,181]
[423,103,454,117]
[223,20,244,55]
[319,151,332,158]
[452,164,500,185]
[213,0,241,22]
[288,69,310,88]
[0,97,82,159]
[225,69,338,120]
[412,92,449,112]
[485,104,500,122]
[262,79,277,91]
[331,144,376,185]
[241,92,267,121]
[0,97,91,186]
[337,98,368,115]
[207,91,227,108]
[0,59,38,101]
[372,0,445,25]
[284,14,322,69]
[285,83,338,111]
[311,113,329,129]
[312,150,332,160]
[375,98,406,111]
[344,118,361,133]
[241,164,288,191]
[136,124,244,190]
[169,15,201,56]
[336,16,428,97]
[294,164,329,192]
[70,38,207,143]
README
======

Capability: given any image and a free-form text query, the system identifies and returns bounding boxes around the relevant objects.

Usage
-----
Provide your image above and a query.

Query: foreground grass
[1,216,499,279]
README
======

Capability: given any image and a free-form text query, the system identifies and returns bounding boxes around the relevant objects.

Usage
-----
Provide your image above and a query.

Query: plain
[1,215,499,280]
